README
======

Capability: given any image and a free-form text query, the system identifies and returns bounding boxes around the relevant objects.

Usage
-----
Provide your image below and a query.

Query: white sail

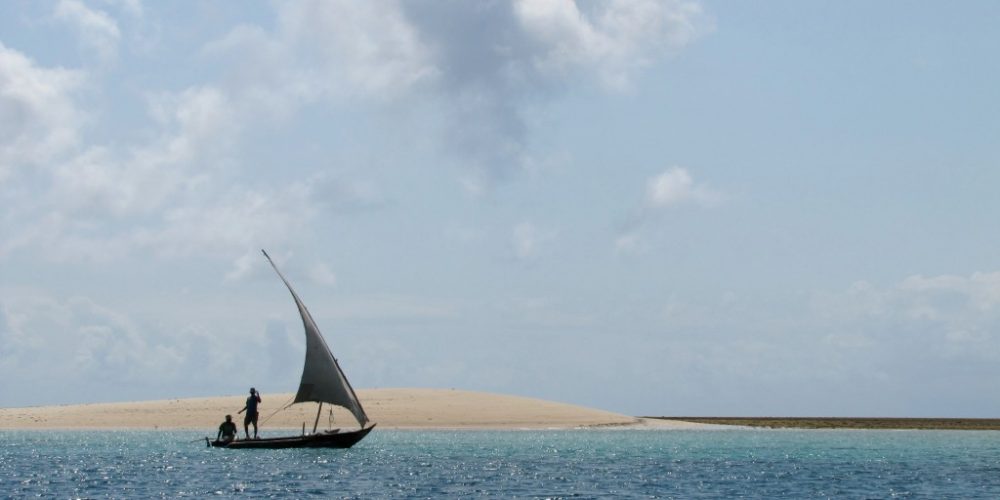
[262,250,369,427]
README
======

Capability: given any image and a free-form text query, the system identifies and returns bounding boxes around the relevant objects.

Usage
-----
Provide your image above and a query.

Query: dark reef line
[650,417,1000,430]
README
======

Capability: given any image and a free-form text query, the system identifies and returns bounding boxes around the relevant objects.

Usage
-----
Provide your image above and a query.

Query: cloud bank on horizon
[2,0,1000,417]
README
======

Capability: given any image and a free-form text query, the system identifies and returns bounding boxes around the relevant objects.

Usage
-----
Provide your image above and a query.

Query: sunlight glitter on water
[3,429,1000,497]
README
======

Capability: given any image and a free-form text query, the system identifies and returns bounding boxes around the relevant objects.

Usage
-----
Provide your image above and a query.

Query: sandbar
[0,388,707,431]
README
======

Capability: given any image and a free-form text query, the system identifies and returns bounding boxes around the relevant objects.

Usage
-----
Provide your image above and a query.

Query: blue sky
[2,1,1000,417]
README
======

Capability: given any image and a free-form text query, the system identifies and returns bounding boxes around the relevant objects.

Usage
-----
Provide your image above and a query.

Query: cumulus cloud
[203,1,436,107]
[646,167,722,207]
[0,43,83,180]
[0,2,717,407]
[1,82,251,262]
[514,0,710,89]
[410,0,710,182]
[144,85,239,163]
[1,70,386,267]
[283,1,438,98]
[11,0,710,269]
[615,166,723,253]
[204,0,711,185]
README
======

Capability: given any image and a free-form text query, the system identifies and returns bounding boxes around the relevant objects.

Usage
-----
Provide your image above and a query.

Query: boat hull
[209,424,375,449]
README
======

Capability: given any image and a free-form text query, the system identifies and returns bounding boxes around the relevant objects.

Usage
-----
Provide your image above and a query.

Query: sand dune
[0,388,705,430]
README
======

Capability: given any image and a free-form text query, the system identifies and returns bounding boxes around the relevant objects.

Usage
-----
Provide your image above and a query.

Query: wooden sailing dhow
[209,250,375,449]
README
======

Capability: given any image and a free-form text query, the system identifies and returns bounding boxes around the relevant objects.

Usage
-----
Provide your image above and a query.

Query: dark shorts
[244,412,259,426]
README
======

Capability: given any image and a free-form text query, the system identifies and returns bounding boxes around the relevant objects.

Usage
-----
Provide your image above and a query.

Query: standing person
[216,414,237,443]
[238,387,262,439]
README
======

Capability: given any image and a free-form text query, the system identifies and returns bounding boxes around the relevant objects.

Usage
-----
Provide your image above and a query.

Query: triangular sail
[262,250,369,427]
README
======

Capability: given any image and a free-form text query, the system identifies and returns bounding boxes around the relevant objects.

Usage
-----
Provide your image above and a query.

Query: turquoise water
[3,429,1000,497]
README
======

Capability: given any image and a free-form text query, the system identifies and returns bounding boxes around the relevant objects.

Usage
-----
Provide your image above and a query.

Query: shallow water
[3,429,1000,497]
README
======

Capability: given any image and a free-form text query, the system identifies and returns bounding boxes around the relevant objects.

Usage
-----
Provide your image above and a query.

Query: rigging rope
[259,395,296,426]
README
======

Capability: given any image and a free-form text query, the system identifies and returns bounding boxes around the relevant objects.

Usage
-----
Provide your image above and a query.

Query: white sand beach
[0,388,707,430]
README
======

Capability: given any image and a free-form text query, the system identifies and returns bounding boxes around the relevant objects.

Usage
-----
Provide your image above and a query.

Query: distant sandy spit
[0,388,707,431]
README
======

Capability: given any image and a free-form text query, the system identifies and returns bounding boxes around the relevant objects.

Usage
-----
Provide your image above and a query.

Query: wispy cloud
[0,289,287,405]
[54,0,121,63]
[812,272,1000,339]
[512,222,555,261]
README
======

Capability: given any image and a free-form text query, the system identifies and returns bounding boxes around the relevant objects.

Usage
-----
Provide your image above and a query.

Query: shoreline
[0,420,705,432]
[5,390,990,431]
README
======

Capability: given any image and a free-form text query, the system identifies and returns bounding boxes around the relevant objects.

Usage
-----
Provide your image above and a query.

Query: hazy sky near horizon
[2,1,1000,417]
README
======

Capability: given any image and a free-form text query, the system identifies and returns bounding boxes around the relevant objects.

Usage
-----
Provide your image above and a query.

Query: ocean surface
[3,428,1000,498]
